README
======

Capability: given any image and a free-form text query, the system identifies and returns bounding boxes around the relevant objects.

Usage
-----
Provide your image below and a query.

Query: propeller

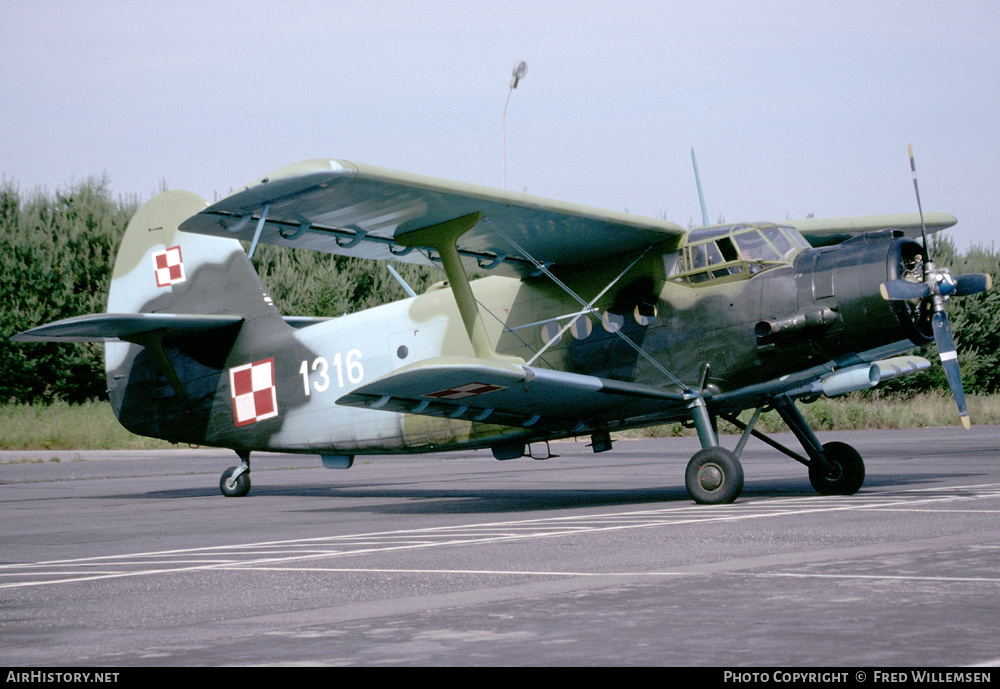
[879,145,992,429]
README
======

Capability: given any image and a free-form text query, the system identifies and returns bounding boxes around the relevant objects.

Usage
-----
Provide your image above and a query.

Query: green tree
[0,178,136,402]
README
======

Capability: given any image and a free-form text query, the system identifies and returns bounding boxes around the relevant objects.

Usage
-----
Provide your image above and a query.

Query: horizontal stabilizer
[337,356,689,431]
[11,313,244,343]
[282,316,333,329]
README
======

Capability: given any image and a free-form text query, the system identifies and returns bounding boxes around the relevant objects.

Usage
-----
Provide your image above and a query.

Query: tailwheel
[809,441,865,496]
[220,466,251,497]
[685,447,744,504]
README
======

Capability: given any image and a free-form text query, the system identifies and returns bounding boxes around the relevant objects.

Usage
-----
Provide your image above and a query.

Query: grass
[625,391,1000,438]
[0,400,176,450]
[0,393,997,450]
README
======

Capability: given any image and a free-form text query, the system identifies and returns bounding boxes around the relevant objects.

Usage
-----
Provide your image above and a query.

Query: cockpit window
[667,223,806,286]
[733,231,780,261]
[761,226,798,258]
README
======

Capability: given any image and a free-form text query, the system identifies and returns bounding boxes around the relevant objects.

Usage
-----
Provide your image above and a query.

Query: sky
[3,1,999,250]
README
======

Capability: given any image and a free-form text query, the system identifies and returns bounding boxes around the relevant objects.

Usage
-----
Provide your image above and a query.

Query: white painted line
[223,567,692,577]
[3,484,997,590]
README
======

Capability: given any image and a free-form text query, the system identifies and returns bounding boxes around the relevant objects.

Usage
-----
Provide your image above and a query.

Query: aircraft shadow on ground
[122,470,978,514]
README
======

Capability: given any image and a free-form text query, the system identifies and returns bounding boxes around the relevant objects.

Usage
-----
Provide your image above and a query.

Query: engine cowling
[790,231,934,356]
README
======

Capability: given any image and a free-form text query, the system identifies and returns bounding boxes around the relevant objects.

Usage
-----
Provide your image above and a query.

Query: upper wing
[178,159,686,277]
[787,213,957,247]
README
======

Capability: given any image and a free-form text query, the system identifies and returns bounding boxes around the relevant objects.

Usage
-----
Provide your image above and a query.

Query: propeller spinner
[880,146,992,429]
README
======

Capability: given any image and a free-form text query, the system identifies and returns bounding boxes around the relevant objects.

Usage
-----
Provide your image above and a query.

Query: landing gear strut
[722,395,866,498]
[683,393,867,504]
[220,451,251,497]
[771,395,865,496]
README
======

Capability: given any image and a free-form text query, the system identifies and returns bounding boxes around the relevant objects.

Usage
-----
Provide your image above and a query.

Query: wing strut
[246,204,270,260]
[396,212,524,364]
[524,244,654,366]
[482,216,692,393]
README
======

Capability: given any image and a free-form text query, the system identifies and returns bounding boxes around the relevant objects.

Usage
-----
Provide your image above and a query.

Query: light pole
[502,61,527,190]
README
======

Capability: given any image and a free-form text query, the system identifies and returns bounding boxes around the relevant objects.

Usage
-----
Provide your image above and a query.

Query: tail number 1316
[299,350,364,395]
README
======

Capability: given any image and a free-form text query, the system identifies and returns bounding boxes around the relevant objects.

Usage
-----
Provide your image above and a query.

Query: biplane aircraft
[13,149,990,503]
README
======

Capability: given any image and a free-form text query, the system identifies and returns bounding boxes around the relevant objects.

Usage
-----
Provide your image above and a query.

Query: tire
[685,447,744,504]
[220,466,251,497]
[809,442,865,495]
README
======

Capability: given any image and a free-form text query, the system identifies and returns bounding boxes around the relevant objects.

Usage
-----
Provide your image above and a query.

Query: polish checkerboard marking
[152,246,186,287]
[230,358,278,426]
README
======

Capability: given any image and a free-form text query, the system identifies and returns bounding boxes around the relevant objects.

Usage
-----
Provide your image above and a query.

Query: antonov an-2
[14,148,990,503]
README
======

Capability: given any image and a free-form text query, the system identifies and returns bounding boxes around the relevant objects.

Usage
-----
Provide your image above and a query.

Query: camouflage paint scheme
[14,158,976,502]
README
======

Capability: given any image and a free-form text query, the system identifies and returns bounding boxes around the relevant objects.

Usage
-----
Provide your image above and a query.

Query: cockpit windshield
[665,223,808,285]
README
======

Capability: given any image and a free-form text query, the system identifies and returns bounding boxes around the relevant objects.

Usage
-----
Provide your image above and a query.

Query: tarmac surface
[1,427,999,667]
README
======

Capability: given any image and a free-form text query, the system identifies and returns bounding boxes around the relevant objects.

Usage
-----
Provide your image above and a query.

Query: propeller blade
[952,273,993,297]
[880,279,931,301]
[931,311,970,429]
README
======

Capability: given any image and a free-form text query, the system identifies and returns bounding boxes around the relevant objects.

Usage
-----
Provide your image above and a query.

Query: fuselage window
[569,315,593,339]
[633,304,657,326]
[601,311,625,333]
[541,320,562,345]
[689,242,710,269]
[733,230,782,273]
[780,226,811,250]
[663,250,683,277]
[717,237,740,263]
[672,225,803,286]
[733,231,780,261]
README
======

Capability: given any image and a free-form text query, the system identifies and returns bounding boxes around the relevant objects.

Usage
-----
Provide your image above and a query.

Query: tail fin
[13,190,297,445]
[107,190,273,319]
[103,191,287,440]
[99,191,283,441]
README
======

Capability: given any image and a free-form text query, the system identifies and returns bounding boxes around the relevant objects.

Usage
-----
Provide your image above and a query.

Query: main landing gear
[220,450,251,497]
[685,447,744,504]
[683,393,865,504]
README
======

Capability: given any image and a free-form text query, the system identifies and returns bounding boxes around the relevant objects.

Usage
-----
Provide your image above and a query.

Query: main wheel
[220,466,251,497]
[809,441,865,495]
[685,447,744,504]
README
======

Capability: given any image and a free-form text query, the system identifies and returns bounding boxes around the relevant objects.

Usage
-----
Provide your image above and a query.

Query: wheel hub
[822,460,843,482]
[698,463,724,491]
